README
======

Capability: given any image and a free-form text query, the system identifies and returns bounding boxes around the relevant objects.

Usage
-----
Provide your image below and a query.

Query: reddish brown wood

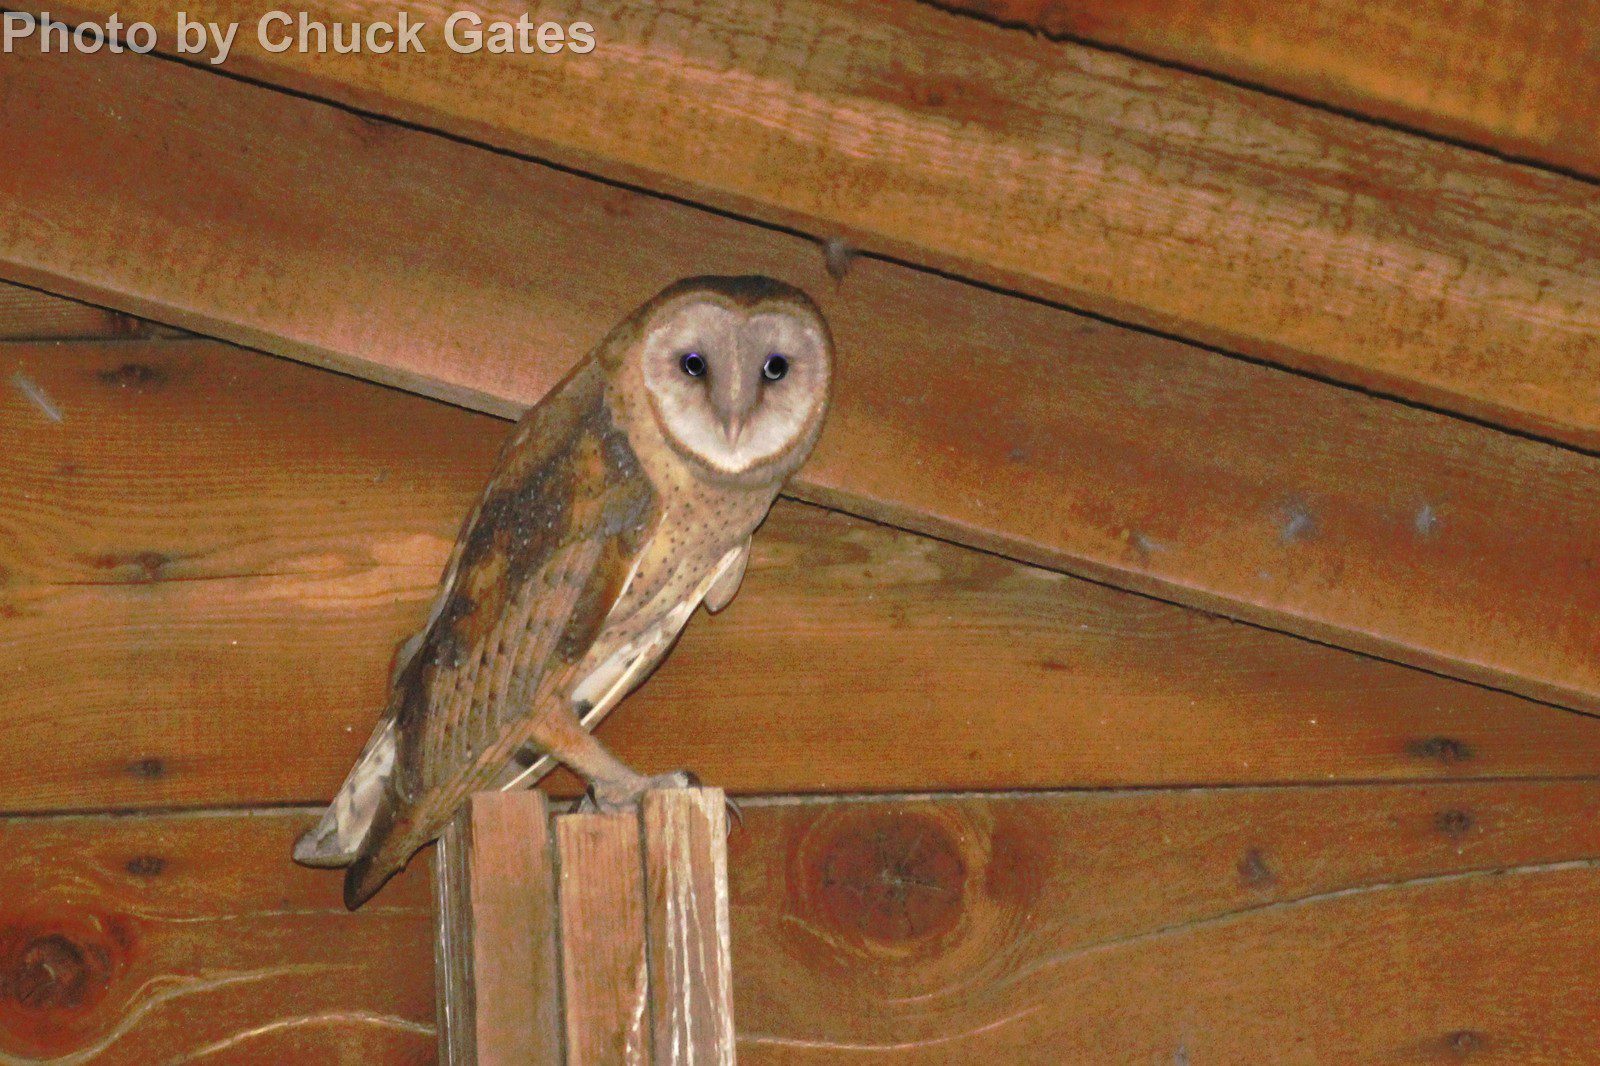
[0,282,143,341]
[936,0,1600,178]
[5,783,1599,1061]
[729,782,1600,1061]
[556,810,649,1065]
[5,341,1598,814]
[15,0,1600,451]
[434,792,561,1065]
[434,790,734,1065]
[0,53,1596,710]
[0,809,435,1064]
[643,789,737,1064]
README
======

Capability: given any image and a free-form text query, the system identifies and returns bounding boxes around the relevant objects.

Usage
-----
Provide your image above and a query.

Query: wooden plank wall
[1,293,1596,1060]
[6,336,1598,815]
[0,285,146,342]
[7,785,1600,1062]
[19,0,1600,448]
[1,0,1597,1054]
[5,47,1600,715]
[934,0,1600,178]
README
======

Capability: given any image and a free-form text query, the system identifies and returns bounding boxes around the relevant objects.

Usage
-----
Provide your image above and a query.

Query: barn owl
[294,276,833,908]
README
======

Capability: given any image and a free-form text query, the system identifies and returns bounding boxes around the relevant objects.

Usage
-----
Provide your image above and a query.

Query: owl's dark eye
[763,354,789,381]
[680,352,707,378]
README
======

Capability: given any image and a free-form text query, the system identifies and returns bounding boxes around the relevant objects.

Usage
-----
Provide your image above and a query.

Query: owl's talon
[574,783,604,814]
[577,770,695,814]
[573,772,738,837]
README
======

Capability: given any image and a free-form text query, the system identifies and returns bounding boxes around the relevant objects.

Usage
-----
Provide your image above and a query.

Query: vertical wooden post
[435,791,562,1065]
[435,787,736,1064]
[556,811,651,1064]
[643,790,736,1065]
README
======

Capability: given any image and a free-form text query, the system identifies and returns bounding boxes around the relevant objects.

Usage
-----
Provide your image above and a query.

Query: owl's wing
[490,538,750,792]
[702,540,749,612]
[330,361,659,905]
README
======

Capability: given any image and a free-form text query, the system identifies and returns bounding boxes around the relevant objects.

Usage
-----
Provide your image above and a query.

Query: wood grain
[643,789,736,1066]
[0,283,144,341]
[0,808,435,1064]
[1,53,1597,711]
[936,0,1600,178]
[6,341,1600,813]
[434,808,476,1065]
[556,811,649,1065]
[435,792,560,1065]
[0,340,498,811]
[6,784,1599,1062]
[729,782,1600,1062]
[15,0,1600,450]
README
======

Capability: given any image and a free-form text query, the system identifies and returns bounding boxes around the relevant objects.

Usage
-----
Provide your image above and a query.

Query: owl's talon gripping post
[576,769,697,813]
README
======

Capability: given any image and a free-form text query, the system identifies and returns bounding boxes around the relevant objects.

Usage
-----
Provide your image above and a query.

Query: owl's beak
[722,415,748,449]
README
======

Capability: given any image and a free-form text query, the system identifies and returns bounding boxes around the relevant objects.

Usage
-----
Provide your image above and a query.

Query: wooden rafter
[3,52,1600,713]
[8,783,1600,1061]
[0,283,146,342]
[933,0,1600,179]
[17,0,1600,449]
[9,339,1594,814]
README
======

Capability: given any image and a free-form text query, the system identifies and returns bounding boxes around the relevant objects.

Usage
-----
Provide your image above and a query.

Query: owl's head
[617,276,832,483]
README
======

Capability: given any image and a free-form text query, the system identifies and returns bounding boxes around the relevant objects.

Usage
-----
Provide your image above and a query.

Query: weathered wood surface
[1,53,1598,710]
[435,792,560,1065]
[435,790,733,1065]
[938,0,1600,178]
[556,810,650,1065]
[6,783,1600,1062]
[643,790,737,1065]
[6,341,1600,814]
[15,0,1600,450]
[0,809,435,1064]
[0,283,145,342]
[729,783,1600,1061]
[434,809,476,1065]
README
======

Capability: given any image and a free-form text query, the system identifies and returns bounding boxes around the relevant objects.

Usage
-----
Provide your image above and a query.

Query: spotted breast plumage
[294,276,833,907]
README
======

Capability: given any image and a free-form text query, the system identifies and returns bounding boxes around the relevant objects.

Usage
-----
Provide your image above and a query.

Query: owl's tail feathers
[293,716,400,870]
[341,812,422,910]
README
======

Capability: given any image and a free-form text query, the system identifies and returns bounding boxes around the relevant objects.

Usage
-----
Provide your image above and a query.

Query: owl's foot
[578,774,741,837]
[578,769,697,814]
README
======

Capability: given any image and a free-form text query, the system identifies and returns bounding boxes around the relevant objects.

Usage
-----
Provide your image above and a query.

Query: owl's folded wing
[335,361,661,905]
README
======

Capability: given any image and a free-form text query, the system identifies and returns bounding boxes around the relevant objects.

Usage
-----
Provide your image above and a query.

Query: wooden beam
[7,782,1600,1061]
[729,783,1600,1060]
[556,810,650,1064]
[0,282,145,341]
[6,340,1599,813]
[435,792,561,1065]
[16,0,1600,449]
[643,790,737,1065]
[0,808,435,1064]
[437,790,735,1064]
[934,0,1600,179]
[2,52,1599,712]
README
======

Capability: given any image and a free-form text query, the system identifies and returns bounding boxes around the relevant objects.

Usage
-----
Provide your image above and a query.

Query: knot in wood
[1406,736,1473,764]
[97,362,166,390]
[0,918,129,1058]
[810,812,966,947]
[4,934,101,1013]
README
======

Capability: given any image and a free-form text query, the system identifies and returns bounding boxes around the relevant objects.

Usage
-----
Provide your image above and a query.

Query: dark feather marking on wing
[358,360,658,895]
